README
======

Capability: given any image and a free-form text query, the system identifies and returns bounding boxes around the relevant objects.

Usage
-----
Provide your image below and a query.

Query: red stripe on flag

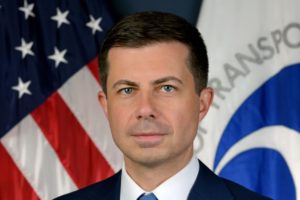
[0,144,40,200]
[31,92,114,188]
[87,57,101,85]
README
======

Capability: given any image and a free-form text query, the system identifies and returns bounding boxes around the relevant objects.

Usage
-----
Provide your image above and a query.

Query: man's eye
[119,88,133,95]
[161,85,175,92]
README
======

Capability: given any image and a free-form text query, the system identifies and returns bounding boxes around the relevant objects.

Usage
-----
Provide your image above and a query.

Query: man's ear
[198,87,214,122]
[98,91,108,117]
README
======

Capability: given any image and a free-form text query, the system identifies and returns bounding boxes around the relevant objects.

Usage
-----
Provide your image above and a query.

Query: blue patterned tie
[138,193,158,200]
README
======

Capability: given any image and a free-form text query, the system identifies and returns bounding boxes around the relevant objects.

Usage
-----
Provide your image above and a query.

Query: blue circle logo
[214,63,300,200]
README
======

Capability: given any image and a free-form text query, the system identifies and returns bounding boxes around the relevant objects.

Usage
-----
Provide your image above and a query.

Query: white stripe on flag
[1,115,77,199]
[58,66,122,172]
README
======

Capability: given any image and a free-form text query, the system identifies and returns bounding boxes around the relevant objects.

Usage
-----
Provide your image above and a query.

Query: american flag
[0,0,122,199]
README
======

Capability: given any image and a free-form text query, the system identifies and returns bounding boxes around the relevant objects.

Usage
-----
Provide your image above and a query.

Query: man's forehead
[105,41,193,86]
[107,42,190,70]
[112,76,184,88]
[107,41,189,57]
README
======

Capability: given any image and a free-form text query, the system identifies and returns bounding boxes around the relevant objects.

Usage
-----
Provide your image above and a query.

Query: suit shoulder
[189,161,272,200]
[53,171,121,200]
[222,178,272,200]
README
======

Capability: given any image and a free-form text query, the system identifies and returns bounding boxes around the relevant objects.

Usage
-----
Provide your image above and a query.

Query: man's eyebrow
[112,80,138,89]
[152,76,183,85]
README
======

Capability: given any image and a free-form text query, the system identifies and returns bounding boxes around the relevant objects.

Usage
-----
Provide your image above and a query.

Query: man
[56,11,270,200]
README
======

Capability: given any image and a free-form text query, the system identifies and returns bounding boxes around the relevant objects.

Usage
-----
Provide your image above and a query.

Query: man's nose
[135,92,157,120]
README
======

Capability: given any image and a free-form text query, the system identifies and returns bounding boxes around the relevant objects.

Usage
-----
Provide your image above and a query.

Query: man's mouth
[131,132,167,147]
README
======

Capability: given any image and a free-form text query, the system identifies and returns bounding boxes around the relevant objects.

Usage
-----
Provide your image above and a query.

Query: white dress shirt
[120,156,199,200]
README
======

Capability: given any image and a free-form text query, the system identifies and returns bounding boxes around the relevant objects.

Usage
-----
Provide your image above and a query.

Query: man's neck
[124,151,193,191]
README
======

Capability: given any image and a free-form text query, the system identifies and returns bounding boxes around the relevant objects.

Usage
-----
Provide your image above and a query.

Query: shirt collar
[120,156,199,200]
[120,164,145,200]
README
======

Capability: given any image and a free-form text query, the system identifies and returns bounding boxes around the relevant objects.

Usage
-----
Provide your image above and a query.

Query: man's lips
[131,133,167,147]
[132,132,167,137]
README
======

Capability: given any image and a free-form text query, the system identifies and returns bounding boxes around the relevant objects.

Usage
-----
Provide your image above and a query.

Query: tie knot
[138,193,158,200]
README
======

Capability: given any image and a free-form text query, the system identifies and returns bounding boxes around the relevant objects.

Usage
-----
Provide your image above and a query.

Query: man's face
[99,41,213,168]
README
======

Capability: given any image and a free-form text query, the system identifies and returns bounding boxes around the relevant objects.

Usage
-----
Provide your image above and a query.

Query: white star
[12,77,32,99]
[86,15,103,35]
[51,8,70,28]
[48,47,68,67]
[18,0,35,20]
[15,38,34,59]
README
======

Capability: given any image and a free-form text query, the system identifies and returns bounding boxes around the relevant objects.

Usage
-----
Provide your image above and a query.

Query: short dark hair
[99,11,208,94]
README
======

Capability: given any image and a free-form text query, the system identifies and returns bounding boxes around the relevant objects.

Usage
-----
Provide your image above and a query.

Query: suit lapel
[87,171,121,200]
[103,171,121,200]
[187,160,234,200]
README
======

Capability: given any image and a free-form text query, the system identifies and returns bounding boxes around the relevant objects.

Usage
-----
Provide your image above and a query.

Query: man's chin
[125,153,169,168]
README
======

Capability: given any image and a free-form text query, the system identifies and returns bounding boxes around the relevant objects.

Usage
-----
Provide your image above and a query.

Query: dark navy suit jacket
[55,161,271,200]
